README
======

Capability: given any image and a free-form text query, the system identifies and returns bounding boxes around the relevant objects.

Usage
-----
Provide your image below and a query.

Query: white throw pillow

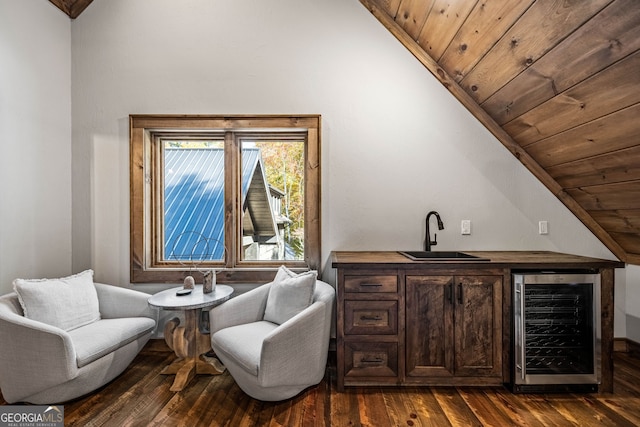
[13,269,101,331]
[263,266,317,325]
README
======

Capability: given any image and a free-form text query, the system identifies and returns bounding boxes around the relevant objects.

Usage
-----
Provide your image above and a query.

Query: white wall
[0,1,72,294]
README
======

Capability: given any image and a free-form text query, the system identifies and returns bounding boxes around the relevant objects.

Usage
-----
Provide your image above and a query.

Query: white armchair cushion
[212,320,278,376]
[13,269,101,331]
[263,266,316,325]
[68,317,156,367]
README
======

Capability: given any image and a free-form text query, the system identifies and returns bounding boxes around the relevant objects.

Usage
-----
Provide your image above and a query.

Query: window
[130,115,321,283]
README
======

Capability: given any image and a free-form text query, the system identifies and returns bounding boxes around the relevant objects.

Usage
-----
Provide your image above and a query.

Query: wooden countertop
[331,250,625,270]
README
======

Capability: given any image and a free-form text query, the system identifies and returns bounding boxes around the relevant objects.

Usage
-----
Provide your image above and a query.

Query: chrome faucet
[425,211,444,251]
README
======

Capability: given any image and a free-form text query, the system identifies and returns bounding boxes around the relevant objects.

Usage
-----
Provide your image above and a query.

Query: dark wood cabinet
[332,250,622,392]
[405,274,502,384]
[336,270,402,389]
[335,265,504,389]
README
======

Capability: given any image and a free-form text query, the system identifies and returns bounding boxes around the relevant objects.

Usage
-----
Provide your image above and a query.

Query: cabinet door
[454,276,503,377]
[406,276,454,377]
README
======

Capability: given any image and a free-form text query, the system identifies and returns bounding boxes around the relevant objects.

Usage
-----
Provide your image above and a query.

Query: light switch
[539,221,548,235]
[461,220,471,235]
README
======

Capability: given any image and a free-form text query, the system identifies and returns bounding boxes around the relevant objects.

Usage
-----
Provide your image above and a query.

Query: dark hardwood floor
[3,340,640,426]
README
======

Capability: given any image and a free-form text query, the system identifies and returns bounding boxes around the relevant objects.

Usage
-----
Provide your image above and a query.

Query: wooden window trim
[129,114,321,284]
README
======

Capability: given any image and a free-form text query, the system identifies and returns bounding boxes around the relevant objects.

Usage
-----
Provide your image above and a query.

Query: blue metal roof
[164,147,261,262]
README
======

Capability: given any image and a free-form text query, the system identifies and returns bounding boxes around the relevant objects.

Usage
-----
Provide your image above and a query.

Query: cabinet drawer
[344,342,398,377]
[344,300,398,335]
[344,275,397,293]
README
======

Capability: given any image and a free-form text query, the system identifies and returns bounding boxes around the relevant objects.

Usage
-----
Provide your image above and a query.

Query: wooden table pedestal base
[161,309,226,391]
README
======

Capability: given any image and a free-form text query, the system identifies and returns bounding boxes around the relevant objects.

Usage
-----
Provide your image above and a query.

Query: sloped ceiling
[361,0,640,265]
[50,0,639,264]
[49,0,93,19]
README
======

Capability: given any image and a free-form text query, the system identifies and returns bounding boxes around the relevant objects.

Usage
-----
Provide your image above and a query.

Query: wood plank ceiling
[50,0,639,264]
[49,0,93,19]
[361,0,640,265]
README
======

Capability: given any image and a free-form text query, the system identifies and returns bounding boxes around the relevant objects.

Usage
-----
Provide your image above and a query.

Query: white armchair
[209,278,335,401]
[0,280,156,404]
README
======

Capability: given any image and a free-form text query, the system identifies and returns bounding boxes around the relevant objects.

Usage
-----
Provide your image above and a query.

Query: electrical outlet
[539,221,548,235]
[461,220,471,235]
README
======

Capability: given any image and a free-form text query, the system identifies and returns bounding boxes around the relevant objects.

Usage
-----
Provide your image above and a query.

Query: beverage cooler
[512,272,600,393]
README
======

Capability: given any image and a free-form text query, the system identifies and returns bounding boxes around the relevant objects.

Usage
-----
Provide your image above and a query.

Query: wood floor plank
[230,396,270,427]
[482,387,546,427]
[600,392,640,426]
[283,381,331,427]
[578,394,640,427]
[187,379,236,426]
[211,373,254,426]
[545,393,635,427]
[404,387,451,427]
[382,387,423,426]
[265,399,291,427]
[147,375,210,426]
[430,387,480,426]
[299,373,330,427]
[380,389,412,426]
[514,394,574,427]
[329,386,363,426]
[457,387,520,426]
[3,342,640,427]
[353,388,391,426]
[617,352,640,373]
[181,373,241,426]
[614,374,640,397]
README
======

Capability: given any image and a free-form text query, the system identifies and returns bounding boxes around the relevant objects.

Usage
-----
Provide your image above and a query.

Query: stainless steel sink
[399,251,489,261]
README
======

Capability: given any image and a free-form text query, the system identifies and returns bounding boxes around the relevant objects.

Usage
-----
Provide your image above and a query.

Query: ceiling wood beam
[49,0,94,19]
[359,0,628,263]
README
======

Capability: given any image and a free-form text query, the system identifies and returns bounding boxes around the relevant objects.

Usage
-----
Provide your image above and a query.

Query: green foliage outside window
[255,141,305,259]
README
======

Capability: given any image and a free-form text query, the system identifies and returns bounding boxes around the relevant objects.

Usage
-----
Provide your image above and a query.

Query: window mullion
[224,131,238,268]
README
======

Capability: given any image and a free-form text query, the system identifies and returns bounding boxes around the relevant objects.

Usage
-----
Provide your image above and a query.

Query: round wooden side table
[148,284,233,391]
